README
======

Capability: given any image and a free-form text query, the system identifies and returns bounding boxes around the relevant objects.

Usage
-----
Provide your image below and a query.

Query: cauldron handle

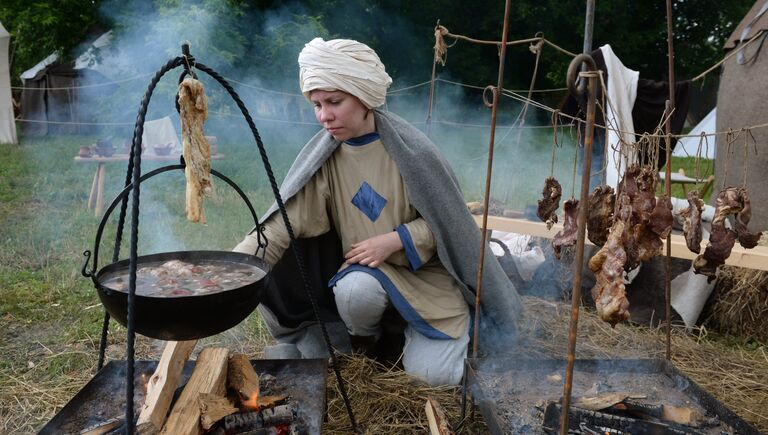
[83,164,262,280]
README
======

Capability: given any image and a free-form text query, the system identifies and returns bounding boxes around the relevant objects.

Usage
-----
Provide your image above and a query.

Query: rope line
[11,73,155,90]
[13,77,768,139]
[433,25,578,61]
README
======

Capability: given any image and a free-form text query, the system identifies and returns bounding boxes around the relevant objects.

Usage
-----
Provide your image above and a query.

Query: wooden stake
[425,397,453,435]
[137,340,197,435]
[160,347,229,435]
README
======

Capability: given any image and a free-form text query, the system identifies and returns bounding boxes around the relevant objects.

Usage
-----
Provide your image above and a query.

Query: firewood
[425,396,453,435]
[160,347,229,435]
[79,417,123,435]
[662,404,703,426]
[137,340,197,435]
[228,353,260,404]
[199,393,238,431]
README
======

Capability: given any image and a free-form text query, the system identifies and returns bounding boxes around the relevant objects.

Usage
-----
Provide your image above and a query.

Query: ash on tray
[467,358,755,435]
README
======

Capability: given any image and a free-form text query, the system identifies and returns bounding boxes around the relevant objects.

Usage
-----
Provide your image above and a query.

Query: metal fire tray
[39,358,327,434]
[466,358,760,435]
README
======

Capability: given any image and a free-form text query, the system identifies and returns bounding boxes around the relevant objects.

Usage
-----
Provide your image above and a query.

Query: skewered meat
[694,187,746,281]
[178,77,213,224]
[678,191,704,254]
[537,177,562,230]
[552,198,579,259]
[587,185,615,246]
[733,188,762,248]
[649,194,673,239]
[588,219,630,326]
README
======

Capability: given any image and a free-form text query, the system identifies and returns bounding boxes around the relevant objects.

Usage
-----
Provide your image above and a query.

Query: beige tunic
[236,136,469,339]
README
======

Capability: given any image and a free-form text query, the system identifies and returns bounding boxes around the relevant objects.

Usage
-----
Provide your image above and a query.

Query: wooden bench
[474,215,768,271]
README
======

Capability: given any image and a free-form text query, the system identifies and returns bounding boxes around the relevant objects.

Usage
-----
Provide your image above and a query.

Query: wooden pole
[664,0,676,361]
[472,0,513,359]
[426,21,440,137]
[560,58,598,435]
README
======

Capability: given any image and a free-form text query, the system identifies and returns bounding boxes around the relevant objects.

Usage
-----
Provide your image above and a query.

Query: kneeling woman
[235,38,521,386]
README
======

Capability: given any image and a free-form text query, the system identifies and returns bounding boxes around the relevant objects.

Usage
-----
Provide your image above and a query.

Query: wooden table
[658,169,715,197]
[74,153,224,217]
[473,214,768,271]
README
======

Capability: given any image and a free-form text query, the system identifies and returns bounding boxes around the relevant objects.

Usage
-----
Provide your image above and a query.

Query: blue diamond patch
[351,181,388,222]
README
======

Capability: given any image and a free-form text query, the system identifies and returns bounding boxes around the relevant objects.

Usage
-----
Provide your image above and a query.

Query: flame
[240,385,261,411]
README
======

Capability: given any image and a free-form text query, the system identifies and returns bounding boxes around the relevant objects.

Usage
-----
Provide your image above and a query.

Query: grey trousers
[260,271,468,386]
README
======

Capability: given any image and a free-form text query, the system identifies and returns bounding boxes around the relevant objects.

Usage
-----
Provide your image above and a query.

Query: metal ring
[566,53,598,111]
[482,85,497,108]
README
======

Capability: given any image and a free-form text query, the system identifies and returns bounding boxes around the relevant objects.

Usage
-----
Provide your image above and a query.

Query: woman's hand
[345,231,403,268]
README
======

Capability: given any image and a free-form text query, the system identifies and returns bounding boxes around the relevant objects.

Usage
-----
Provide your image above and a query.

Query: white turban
[298,38,392,109]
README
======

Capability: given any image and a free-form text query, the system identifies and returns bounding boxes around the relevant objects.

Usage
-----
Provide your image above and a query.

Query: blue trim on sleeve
[396,224,423,271]
[344,132,380,146]
[328,265,452,340]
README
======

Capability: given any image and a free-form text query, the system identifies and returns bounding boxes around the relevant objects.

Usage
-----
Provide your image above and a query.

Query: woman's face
[310,90,374,141]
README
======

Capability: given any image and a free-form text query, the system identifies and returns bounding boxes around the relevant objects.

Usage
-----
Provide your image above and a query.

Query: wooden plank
[474,215,768,271]
[424,397,453,435]
[136,340,197,435]
[160,347,229,435]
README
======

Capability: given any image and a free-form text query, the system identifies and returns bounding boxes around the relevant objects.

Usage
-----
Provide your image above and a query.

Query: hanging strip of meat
[552,198,579,259]
[178,77,213,224]
[693,188,743,282]
[649,194,673,239]
[587,185,615,247]
[678,190,704,254]
[588,218,630,326]
[734,188,762,249]
[537,177,563,230]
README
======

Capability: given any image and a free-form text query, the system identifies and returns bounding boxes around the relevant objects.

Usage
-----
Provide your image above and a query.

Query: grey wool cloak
[254,109,523,350]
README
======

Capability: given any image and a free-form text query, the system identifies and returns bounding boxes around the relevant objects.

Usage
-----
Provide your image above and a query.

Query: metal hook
[566,53,597,113]
[81,250,93,278]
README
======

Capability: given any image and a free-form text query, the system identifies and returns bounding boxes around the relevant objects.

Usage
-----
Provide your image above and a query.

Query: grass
[0,127,727,433]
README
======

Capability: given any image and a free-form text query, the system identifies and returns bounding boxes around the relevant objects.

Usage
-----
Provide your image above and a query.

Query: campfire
[39,344,327,435]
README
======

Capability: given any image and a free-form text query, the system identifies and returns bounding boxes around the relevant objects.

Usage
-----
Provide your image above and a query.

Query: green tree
[0,0,104,85]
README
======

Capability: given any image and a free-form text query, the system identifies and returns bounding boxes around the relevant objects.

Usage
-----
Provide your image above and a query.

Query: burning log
[223,404,297,432]
[425,396,453,435]
[160,347,229,435]
[137,340,197,434]
[228,353,260,406]
[199,393,238,431]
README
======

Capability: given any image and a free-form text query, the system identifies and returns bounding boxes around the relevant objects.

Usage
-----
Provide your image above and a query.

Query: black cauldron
[82,165,270,341]
[94,250,269,341]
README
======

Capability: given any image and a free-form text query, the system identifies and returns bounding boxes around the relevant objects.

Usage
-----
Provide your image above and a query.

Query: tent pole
[664,0,676,361]
[583,0,596,54]
[472,0,513,360]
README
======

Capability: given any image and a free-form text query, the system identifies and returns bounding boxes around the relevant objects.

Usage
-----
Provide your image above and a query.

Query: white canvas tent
[674,108,716,159]
[0,20,18,144]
